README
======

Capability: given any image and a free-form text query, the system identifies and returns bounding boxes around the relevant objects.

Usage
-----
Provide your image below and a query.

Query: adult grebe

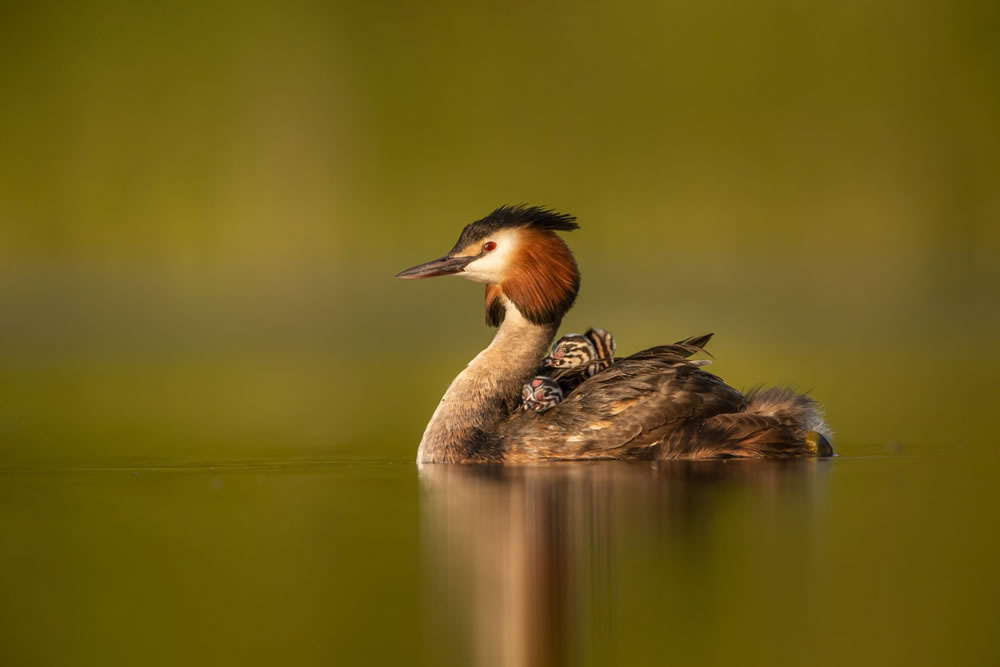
[397,205,832,463]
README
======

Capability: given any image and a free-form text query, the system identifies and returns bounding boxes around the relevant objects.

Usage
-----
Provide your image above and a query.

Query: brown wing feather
[498,343,745,460]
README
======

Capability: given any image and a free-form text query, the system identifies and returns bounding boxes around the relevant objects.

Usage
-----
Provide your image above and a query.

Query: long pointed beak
[395,254,475,279]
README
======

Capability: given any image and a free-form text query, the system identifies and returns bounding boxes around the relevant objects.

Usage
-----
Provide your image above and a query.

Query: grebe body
[397,206,832,463]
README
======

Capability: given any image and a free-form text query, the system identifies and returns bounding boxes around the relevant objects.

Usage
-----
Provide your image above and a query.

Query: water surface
[1,452,996,666]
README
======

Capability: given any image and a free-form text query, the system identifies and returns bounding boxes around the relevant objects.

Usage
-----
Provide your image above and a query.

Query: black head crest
[451,205,578,252]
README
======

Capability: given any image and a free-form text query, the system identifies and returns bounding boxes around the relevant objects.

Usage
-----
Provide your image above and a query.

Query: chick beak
[395,254,475,279]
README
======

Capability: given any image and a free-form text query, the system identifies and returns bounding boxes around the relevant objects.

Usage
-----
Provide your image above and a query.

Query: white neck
[417,298,557,463]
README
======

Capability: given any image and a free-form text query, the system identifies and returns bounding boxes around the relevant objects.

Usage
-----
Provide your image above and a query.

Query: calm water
[1,451,996,666]
[3,1,998,664]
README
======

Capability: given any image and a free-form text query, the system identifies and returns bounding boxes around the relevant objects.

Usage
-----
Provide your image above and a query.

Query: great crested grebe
[522,328,619,412]
[521,376,564,412]
[543,328,617,375]
[397,205,833,464]
[523,330,712,413]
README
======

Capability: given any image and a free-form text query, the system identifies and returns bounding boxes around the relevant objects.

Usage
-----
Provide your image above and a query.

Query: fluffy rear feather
[745,386,832,441]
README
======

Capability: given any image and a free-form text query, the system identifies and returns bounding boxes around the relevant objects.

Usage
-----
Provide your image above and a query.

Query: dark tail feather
[745,386,833,456]
[745,387,830,435]
[659,387,834,459]
[677,332,713,351]
[633,333,715,364]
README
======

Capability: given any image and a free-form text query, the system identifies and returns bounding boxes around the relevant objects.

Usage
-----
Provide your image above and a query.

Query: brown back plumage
[492,334,831,461]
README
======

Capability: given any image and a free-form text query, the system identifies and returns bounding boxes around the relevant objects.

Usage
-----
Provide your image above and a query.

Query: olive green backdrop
[3,4,1000,667]
[1,0,997,461]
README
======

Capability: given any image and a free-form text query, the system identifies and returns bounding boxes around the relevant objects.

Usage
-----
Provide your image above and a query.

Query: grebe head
[542,328,617,376]
[396,205,581,326]
[521,376,564,412]
[542,334,597,370]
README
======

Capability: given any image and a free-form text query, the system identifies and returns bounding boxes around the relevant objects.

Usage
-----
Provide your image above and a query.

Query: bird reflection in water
[419,460,829,667]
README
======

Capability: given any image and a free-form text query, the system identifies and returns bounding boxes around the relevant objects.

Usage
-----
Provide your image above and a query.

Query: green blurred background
[1,0,998,464]
[3,4,1000,667]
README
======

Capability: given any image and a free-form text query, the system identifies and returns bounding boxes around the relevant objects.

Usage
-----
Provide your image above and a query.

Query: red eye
[483,241,497,252]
